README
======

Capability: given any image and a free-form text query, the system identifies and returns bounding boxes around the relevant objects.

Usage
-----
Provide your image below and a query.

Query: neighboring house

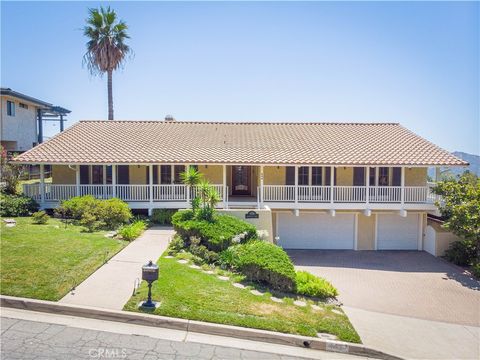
[14,120,467,253]
[0,87,70,152]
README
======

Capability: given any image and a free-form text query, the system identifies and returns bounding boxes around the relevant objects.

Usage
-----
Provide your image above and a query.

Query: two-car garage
[276,211,423,250]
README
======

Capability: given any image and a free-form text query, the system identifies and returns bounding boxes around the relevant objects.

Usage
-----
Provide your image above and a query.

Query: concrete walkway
[60,227,174,310]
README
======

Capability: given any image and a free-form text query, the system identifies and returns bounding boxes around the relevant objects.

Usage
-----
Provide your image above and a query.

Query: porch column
[222,165,227,208]
[401,167,405,206]
[294,166,299,204]
[186,164,190,205]
[148,165,153,215]
[366,166,370,205]
[39,164,45,206]
[75,165,80,196]
[260,166,264,207]
[102,165,107,198]
[112,165,117,198]
[330,166,334,205]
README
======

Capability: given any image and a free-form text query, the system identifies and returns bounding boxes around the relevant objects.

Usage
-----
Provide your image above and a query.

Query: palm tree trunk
[107,70,114,120]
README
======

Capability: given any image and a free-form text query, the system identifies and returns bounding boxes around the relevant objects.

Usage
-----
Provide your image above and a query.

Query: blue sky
[1,1,479,154]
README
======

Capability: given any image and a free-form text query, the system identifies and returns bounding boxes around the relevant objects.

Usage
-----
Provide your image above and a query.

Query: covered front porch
[23,163,439,212]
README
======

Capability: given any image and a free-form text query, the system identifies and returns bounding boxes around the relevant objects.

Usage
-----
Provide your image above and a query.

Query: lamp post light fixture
[141,260,159,309]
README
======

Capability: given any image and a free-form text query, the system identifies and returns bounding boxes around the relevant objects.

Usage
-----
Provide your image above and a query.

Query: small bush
[58,196,132,232]
[444,239,477,266]
[31,210,49,224]
[0,193,39,216]
[119,220,146,241]
[172,210,257,252]
[471,263,480,279]
[295,271,338,298]
[167,235,186,255]
[97,198,132,229]
[223,241,296,292]
[189,237,219,263]
[151,209,176,225]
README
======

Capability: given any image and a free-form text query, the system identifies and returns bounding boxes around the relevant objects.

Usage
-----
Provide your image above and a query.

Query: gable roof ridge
[77,120,401,126]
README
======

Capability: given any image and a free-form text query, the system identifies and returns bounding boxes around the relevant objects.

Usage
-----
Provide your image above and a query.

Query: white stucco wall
[0,95,38,151]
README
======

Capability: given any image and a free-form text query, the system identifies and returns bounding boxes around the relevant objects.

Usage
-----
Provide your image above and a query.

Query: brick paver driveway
[288,250,480,326]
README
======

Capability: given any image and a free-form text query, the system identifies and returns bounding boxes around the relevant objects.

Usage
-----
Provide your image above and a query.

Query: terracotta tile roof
[13,121,467,166]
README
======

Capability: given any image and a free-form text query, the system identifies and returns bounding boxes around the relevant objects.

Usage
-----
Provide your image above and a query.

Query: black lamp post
[141,260,159,308]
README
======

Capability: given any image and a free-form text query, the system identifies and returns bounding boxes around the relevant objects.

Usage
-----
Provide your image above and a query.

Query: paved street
[0,308,369,360]
[289,250,480,360]
[60,227,174,310]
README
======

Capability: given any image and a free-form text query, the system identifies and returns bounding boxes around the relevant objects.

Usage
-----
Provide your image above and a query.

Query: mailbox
[142,261,159,282]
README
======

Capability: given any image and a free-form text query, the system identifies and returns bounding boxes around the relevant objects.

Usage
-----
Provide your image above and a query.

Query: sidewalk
[60,227,174,310]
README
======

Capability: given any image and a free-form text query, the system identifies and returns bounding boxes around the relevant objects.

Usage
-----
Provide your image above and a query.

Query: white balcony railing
[23,183,434,206]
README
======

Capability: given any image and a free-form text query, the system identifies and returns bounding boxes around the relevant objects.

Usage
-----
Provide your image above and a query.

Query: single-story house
[14,119,467,252]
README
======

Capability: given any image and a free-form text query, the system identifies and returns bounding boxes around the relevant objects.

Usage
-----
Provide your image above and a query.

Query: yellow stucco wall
[52,165,76,184]
[264,166,286,185]
[357,213,375,250]
[198,165,223,184]
[336,167,353,186]
[405,168,427,186]
[129,165,147,184]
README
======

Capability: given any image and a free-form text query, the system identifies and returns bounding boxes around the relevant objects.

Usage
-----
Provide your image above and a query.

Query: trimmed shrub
[222,241,296,292]
[119,220,146,241]
[295,271,338,298]
[172,210,257,252]
[444,239,477,266]
[58,195,132,232]
[31,210,49,224]
[0,193,39,216]
[151,209,176,225]
[167,235,186,255]
[189,237,219,264]
[97,198,132,229]
[471,263,480,279]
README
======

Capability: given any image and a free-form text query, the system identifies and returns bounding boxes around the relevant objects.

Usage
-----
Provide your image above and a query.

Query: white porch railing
[298,185,331,202]
[333,186,366,203]
[263,185,295,202]
[23,183,434,205]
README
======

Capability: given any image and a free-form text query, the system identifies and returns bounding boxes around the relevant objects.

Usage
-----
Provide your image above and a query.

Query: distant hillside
[428,151,479,179]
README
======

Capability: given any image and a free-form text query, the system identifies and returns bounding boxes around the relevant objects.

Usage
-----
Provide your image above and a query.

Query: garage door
[277,213,355,249]
[377,214,420,250]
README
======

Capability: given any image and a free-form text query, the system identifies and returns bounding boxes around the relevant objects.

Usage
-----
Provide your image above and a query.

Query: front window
[91,165,103,184]
[312,167,322,185]
[6,101,15,116]
[378,167,389,186]
[174,165,184,184]
[160,165,171,184]
[298,166,309,185]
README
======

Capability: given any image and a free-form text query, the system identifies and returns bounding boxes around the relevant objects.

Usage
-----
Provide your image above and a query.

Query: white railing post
[366,166,370,206]
[294,166,299,205]
[76,165,80,196]
[330,166,334,204]
[186,164,190,205]
[223,165,227,208]
[260,165,264,207]
[40,164,45,206]
[112,165,117,198]
[401,167,405,206]
[149,165,153,215]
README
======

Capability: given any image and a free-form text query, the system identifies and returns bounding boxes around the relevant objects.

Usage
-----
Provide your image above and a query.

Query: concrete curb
[0,295,402,360]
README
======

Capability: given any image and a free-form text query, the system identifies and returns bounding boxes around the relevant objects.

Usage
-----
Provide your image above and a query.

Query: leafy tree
[0,146,25,195]
[433,172,480,261]
[83,6,131,120]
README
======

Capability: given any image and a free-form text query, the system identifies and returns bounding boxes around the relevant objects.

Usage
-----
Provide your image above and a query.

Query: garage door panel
[278,213,354,249]
[377,214,419,250]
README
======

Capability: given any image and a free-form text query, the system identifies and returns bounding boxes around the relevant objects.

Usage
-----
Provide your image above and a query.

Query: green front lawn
[124,255,361,343]
[1,217,127,300]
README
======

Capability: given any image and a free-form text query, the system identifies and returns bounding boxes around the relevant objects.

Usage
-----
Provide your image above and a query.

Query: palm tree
[83,6,131,120]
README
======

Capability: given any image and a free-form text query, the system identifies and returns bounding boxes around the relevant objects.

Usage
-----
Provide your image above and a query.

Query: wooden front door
[232,166,251,196]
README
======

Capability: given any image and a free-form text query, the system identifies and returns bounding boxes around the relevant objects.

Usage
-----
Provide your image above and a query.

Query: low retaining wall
[218,208,273,242]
